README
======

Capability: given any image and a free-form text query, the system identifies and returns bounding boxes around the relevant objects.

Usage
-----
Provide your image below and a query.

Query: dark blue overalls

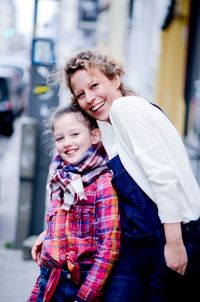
[104,155,200,302]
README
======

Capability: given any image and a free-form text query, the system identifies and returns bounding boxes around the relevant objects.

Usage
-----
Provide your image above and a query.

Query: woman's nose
[85,90,95,103]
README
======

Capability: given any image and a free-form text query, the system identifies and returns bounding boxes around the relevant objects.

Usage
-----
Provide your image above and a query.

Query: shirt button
[67,273,71,279]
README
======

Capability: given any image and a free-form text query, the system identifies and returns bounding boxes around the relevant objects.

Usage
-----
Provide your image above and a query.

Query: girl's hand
[31,230,46,266]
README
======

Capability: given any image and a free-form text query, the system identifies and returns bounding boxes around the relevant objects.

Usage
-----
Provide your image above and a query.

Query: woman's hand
[164,223,188,275]
[31,230,46,266]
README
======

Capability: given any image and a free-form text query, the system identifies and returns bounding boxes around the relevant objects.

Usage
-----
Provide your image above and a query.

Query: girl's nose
[63,137,72,147]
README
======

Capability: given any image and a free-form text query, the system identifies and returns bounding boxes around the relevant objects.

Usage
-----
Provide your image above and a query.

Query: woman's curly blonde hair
[63,48,136,99]
[47,48,136,102]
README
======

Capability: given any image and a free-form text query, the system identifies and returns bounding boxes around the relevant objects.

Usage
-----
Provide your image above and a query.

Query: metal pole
[33,0,38,38]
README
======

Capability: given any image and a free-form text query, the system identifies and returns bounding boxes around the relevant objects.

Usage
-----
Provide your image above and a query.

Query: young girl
[28,103,120,302]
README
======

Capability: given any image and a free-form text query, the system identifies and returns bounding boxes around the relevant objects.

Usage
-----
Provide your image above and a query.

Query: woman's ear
[112,74,121,89]
[91,128,101,144]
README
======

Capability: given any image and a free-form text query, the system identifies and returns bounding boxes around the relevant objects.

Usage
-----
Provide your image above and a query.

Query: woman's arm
[31,230,47,266]
[164,223,187,275]
[111,98,188,275]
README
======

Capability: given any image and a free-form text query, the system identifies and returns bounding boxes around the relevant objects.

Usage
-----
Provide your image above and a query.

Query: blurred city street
[0,117,39,302]
[0,248,39,302]
[0,0,200,301]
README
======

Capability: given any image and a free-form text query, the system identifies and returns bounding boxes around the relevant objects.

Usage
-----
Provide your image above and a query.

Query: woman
[33,49,200,301]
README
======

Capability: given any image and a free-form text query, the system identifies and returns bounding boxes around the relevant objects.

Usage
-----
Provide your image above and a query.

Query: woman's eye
[91,83,98,89]
[76,92,84,100]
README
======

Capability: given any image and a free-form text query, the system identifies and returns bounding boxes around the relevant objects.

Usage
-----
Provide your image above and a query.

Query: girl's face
[70,68,123,122]
[53,112,100,165]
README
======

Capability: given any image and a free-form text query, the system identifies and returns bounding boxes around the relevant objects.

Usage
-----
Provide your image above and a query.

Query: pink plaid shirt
[38,171,120,301]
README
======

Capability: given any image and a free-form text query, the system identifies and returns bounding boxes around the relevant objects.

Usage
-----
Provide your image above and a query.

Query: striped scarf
[48,142,109,210]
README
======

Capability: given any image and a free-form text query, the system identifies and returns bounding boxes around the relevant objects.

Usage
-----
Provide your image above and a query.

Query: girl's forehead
[53,112,86,129]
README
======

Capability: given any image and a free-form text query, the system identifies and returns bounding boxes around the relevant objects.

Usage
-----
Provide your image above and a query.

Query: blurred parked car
[0,66,27,136]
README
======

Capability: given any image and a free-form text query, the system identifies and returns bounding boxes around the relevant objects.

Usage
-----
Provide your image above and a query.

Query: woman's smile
[70,68,122,122]
[90,100,106,112]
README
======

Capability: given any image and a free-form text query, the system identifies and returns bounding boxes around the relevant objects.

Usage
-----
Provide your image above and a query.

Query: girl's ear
[91,128,101,144]
[112,74,121,89]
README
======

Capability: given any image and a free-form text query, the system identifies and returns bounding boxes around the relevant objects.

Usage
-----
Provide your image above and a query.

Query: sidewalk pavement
[0,117,39,302]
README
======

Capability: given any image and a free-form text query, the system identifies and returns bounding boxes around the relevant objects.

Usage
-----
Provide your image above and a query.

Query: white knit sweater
[103,96,200,224]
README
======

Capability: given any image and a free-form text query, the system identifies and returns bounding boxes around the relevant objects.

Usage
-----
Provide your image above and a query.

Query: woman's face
[70,68,122,122]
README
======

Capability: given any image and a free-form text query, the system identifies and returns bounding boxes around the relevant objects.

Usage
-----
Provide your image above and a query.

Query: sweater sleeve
[110,96,184,223]
[76,173,121,302]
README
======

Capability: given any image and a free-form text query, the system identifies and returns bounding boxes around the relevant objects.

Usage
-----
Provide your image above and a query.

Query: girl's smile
[53,112,100,165]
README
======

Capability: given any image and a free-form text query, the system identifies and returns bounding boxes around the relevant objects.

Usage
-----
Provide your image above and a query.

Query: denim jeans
[104,155,200,302]
[37,265,90,302]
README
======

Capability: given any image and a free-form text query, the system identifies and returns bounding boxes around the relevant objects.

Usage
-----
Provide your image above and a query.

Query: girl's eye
[55,137,63,142]
[71,132,79,137]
